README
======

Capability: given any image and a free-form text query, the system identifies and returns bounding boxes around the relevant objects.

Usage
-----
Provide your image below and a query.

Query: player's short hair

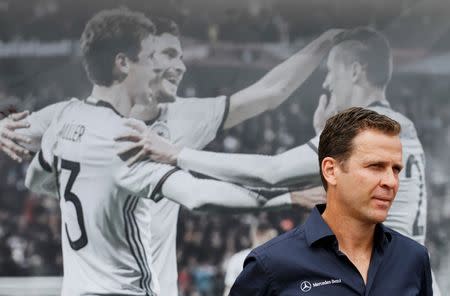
[152,17,180,37]
[333,27,392,89]
[80,8,155,86]
[318,107,401,190]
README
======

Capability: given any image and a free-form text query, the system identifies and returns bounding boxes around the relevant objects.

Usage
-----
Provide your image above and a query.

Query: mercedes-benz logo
[300,281,312,292]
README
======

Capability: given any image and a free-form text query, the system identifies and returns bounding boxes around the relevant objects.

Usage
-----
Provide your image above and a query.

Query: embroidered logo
[300,281,312,292]
[300,278,342,292]
[150,121,170,140]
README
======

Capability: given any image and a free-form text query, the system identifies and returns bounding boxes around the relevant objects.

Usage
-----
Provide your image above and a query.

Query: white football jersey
[26,97,179,296]
[224,248,251,288]
[370,102,427,244]
[147,96,228,296]
[21,95,228,296]
[308,102,427,244]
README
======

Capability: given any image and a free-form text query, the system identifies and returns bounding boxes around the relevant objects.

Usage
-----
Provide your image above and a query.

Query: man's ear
[112,53,129,82]
[322,157,338,187]
[350,61,364,84]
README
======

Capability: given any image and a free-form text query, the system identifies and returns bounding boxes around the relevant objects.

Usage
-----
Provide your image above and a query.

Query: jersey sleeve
[177,135,322,190]
[24,120,60,198]
[171,96,229,147]
[19,101,70,152]
[115,160,179,202]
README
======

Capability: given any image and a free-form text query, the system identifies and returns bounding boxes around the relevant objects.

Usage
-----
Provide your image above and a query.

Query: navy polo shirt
[230,204,432,296]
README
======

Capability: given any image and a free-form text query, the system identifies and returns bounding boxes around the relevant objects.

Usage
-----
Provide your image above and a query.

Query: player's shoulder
[55,98,130,144]
[369,105,419,141]
[161,96,227,125]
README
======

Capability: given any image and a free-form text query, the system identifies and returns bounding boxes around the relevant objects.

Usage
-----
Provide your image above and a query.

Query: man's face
[150,33,186,102]
[334,129,403,224]
[322,46,355,112]
[125,35,156,105]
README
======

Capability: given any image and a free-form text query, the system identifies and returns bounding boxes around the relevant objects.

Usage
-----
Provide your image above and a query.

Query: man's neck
[322,201,375,255]
[90,84,133,117]
[322,200,376,284]
[129,98,160,121]
[351,84,388,108]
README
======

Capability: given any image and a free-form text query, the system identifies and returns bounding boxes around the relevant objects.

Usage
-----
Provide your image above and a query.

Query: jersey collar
[84,97,123,117]
[367,100,391,109]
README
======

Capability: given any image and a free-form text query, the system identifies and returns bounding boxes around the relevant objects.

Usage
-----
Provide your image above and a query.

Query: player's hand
[321,29,347,44]
[0,111,32,162]
[115,118,181,166]
[290,186,326,209]
[320,29,347,45]
[313,94,337,135]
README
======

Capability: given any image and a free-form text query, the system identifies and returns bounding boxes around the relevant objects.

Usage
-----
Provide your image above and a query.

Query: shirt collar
[304,204,335,247]
[304,204,392,251]
[367,100,391,109]
[85,97,123,117]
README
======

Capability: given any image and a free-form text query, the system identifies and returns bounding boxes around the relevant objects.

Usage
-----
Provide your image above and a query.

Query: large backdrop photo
[0,0,449,295]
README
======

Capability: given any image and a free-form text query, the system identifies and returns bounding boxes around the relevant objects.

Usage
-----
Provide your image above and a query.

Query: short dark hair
[334,27,392,89]
[152,17,180,37]
[318,107,401,190]
[80,8,155,86]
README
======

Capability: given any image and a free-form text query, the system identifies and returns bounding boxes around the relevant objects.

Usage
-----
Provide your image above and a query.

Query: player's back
[369,103,427,244]
[38,98,160,296]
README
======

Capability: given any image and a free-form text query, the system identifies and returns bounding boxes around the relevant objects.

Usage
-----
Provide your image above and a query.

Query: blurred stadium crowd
[0,0,450,295]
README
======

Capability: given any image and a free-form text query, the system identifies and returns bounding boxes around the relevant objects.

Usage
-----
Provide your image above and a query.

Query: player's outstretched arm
[224,29,344,129]
[176,143,321,188]
[116,119,321,189]
[0,101,69,161]
[160,170,268,212]
[263,186,326,210]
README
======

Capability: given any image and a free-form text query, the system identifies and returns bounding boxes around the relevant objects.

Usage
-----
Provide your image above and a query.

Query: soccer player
[0,18,342,295]
[127,28,440,294]
[20,9,277,296]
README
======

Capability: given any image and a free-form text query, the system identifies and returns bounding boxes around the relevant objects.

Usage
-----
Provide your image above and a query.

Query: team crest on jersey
[150,121,171,140]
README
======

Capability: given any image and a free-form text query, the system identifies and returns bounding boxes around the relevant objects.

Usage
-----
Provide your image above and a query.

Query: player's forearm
[224,32,333,129]
[254,32,332,98]
[177,144,321,188]
[161,171,266,211]
[177,148,282,187]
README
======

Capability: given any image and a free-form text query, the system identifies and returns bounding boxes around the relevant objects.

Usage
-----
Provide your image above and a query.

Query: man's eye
[370,164,382,169]
[393,167,402,174]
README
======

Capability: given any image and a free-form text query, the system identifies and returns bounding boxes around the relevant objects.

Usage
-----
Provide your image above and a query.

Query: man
[0,17,342,295]
[231,107,432,295]
[22,9,279,296]
[223,223,277,296]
